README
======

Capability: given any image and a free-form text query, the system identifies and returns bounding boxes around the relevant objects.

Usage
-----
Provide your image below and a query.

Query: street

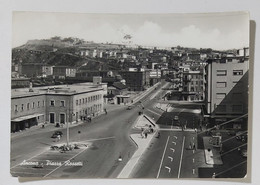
[10,81,171,178]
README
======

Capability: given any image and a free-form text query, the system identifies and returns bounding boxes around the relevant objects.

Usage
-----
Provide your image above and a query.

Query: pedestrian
[145,132,148,138]
[212,172,216,178]
[194,128,197,133]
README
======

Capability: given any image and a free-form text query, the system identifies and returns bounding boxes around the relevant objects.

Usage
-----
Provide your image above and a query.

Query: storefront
[11,113,44,133]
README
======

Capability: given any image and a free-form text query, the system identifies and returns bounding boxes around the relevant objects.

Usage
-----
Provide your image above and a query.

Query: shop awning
[11,113,44,122]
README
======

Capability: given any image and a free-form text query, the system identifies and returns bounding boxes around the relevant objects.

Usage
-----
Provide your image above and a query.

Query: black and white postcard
[10,12,249,179]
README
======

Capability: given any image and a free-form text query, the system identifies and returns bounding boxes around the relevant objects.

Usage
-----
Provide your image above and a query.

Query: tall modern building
[204,48,249,129]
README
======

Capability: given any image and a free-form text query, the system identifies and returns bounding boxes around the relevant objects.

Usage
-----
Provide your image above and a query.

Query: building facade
[11,83,107,133]
[181,69,205,101]
[204,48,249,129]
[119,70,150,91]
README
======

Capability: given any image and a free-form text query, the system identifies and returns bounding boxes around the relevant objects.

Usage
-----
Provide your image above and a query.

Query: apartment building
[180,67,205,101]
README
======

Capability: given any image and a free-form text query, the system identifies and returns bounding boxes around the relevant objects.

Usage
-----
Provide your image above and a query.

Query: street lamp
[67,112,75,146]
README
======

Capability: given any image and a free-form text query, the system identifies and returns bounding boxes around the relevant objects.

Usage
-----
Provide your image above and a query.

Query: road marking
[11,149,47,169]
[193,158,195,163]
[172,141,176,145]
[177,136,185,178]
[146,108,161,116]
[80,136,115,142]
[193,137,194,140]
[168,156,173,162]
[192,169,195,174]
[156,136,170,178]
[170,148,175,153]
[165,166,171,173]
[43,146,88,178]
[193,150,195,154]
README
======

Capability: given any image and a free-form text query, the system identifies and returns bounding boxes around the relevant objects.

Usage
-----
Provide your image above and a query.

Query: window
[43,100,45,107]
[83,98,85,104]
[50,100,55,106]
[38,101,40,107]
[76,100,78,105]
[79,99,81,105]
[60,100,65,107]
[216,82,227,88]
[85,98,87,103]
[14,105,18,112]
[88,97,90,102]
[233,70,243,76]
[21,104,24,111]
[232,105,243,112]
[216,70,227,76]
[216,93,226,99]
[32,102,35,109]
[27,103,30,110]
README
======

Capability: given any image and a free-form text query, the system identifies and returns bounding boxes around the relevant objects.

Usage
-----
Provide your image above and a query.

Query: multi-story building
[119,70,150,91]
[11,82,107,133]
[180,67,205,101]
[204,47,249,129]
[21,63,44,77]
[42,65,53,77]
[53,66,76,78]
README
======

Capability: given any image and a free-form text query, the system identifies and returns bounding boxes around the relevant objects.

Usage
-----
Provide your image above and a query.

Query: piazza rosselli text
[20,160,83,166]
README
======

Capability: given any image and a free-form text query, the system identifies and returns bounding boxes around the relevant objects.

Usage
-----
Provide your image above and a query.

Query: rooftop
[11,82,106,98]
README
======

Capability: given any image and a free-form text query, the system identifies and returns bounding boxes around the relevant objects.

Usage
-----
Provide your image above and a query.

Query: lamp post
[67,112,75,146]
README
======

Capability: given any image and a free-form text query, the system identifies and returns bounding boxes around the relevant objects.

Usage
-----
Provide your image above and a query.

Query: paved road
[11,80,170,178]
[130,104,205,178]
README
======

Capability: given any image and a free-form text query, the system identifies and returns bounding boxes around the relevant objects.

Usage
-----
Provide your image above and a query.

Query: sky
[12,12,249,50]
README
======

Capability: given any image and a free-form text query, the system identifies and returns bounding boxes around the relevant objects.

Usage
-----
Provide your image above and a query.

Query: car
[127,106,132,110]
[51,131,63,138]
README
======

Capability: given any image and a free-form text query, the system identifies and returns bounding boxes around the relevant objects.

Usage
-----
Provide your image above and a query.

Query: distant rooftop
[11,82,106,98]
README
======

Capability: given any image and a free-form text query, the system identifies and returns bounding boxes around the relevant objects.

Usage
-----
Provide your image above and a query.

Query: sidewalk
[11,103,122,139]
[203,136,223,165]
[117,114,158,178]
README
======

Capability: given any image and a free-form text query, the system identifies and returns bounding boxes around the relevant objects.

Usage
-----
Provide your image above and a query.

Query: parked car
[51,131,63,138]
[127,106,132,110]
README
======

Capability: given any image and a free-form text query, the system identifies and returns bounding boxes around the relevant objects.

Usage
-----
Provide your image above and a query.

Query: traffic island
[117,114,158,178]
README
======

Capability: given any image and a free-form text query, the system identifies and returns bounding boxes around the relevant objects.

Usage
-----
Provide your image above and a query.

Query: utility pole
[66,118,69,146]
